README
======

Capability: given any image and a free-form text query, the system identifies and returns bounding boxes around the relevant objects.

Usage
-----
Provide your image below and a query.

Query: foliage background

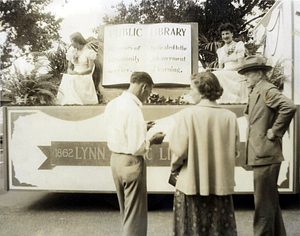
[100,0,275,68]
[0,0,62,70]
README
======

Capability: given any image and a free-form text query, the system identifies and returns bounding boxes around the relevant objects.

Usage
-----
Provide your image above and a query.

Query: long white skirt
[213,71,248,104]
[57,74,98,105]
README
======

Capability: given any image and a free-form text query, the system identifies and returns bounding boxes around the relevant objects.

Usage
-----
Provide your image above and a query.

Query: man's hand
[149,132,166,145]
[267,128,276,141]
[205,68,219,72]
[146,121,155,131]
[205,68,214,72]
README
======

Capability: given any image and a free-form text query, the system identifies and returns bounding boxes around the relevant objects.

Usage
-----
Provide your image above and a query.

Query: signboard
[38,141,170,169]
[103,23,192,85]
[4,106,295,193]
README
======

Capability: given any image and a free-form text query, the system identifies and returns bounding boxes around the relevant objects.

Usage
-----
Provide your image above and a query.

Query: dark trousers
[253,163,286,236]
[110,153,147,236]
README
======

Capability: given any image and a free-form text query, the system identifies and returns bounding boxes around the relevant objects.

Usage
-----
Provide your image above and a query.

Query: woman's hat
[238,55,273,75]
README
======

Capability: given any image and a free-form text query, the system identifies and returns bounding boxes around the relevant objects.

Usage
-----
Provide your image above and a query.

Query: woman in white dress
[211,23,248,104]
[57,32,98,105]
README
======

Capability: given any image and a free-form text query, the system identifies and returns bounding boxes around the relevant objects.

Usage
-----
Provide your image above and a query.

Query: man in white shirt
[105,71,165,236]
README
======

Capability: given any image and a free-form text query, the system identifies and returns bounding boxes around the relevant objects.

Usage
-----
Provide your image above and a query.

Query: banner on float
[38,141,171,169]
[103,23,192,85]
[6,106,294,192]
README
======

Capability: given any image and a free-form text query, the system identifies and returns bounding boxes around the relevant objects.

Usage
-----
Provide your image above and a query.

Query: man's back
[105,92,147,156]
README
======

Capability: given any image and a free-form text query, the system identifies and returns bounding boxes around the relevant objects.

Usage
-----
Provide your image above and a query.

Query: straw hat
[238,55,273,75]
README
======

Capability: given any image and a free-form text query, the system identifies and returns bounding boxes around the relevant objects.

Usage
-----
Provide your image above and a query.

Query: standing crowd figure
[103,54,296,236]
[57,32,99,105]
[238,55,296,236]
[104,57,295,236]
[98,21,296,235]
[168,72,239,236]
[105,72,166,236]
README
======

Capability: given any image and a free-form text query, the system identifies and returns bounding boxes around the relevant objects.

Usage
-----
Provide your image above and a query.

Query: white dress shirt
[105,92,150,156]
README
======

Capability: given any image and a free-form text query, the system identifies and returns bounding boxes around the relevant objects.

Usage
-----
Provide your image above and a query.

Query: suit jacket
[244,80,296,166]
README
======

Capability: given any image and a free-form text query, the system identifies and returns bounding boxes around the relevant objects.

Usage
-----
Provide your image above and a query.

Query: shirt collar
[197,99,219,108]
[123,91,143,108]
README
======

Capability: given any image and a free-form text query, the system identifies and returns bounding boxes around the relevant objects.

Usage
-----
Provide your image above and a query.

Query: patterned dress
[173,190,237,236]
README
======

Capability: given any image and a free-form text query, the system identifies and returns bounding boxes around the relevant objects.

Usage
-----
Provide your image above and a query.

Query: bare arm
[67,61,74,74]
[213,58,243,71]
[219,61,224,70]
[69,59,95,75]
[77,58,95,75]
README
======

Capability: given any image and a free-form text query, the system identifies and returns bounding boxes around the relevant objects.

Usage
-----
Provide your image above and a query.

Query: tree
[100,0,275,67]
[103,0,275,40]
[102,0,205,26]
[0,0,63,69]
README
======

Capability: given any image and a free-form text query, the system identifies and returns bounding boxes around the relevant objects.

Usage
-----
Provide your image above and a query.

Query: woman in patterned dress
[57,32,98,105]
[169,72,239,236]
[211,23,248,103]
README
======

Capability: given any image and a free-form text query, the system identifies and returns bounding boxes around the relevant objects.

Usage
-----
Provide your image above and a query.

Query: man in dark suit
[238,55,296,236]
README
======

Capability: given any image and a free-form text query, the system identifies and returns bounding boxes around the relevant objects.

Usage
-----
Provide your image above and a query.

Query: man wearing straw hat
[238,55,296,236]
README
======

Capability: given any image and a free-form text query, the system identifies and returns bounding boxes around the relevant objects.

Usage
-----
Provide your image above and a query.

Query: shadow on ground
[233,194,300,210]
[25,193,174,212]
[26,192,299,212]
[27,193,119,212]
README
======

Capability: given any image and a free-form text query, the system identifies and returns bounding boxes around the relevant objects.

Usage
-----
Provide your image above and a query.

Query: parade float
[2,0,299,195]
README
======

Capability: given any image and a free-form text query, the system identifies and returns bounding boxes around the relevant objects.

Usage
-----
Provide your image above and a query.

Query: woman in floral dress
[212,23,248,103]
[169,72,239,236]
[57,32,98,105]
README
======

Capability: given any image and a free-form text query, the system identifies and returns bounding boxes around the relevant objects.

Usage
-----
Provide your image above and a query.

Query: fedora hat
[238,55,273,75]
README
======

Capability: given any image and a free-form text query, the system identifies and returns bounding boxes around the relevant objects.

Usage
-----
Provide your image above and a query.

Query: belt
[112,152,143,158]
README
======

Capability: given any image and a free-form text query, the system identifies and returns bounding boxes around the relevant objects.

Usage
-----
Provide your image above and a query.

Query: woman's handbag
[168,169,180,187]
